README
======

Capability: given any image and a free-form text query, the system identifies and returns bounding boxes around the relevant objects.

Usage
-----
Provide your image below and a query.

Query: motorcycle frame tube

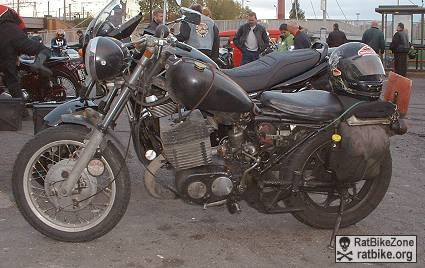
[60,55,149,196]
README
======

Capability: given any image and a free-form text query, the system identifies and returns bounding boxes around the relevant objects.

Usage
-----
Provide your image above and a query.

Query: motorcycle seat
[222,49,320,93]
[19,57,69,66]
[260,90,343,122]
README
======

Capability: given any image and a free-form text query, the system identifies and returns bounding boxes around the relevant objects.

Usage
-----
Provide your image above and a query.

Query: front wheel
[12,125,130,242]
[284,132,392,229]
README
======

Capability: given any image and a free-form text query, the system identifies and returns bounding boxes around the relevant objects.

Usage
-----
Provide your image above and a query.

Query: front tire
[12,125,130,242]
[284,132,392,229]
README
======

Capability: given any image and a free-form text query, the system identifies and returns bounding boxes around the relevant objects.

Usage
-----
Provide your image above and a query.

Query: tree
[289,0,305,20]
[138,0,180,21]
[139,0,251,21]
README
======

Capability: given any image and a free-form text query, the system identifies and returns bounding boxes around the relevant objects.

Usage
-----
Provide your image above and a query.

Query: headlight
[85,36,127,81]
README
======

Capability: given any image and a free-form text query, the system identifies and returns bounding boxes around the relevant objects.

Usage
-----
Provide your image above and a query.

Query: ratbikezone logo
[335,235,417,263]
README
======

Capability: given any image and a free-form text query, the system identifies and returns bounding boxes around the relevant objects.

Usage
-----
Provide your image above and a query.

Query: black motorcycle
[12,2,407,244]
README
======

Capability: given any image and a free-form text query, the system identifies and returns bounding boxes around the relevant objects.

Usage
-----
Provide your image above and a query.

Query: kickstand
[328,191,347,249]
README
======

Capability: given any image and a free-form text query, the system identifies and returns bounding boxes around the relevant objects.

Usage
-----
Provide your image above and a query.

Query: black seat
[222,49,320,93]
[260,90,343,122]
[19,56,68,66]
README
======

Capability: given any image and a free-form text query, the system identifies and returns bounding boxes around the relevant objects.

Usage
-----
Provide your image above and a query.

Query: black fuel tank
[166,58,253,113]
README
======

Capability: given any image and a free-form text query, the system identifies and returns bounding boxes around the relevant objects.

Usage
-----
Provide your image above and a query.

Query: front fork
[59,56,149,197]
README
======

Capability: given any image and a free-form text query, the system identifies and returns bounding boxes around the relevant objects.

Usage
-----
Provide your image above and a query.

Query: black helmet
[85,37,128,81]
[329,42,385,100]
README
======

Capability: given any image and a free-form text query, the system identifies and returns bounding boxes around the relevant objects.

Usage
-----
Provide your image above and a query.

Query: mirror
[180,7,201,25]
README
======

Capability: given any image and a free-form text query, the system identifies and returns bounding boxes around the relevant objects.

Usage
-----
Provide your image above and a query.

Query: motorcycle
[40,0,332,135]
[12,0,408,245]
[0,54,85,102]
[217,46,234,69]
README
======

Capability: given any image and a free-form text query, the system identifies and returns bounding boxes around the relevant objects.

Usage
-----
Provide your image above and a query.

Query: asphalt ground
[0,77,424,268]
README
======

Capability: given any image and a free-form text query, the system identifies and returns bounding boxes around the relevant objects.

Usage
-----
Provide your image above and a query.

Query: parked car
[219,29,281,67]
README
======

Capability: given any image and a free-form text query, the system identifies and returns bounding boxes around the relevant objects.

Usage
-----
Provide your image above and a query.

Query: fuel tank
[166,58,253,113]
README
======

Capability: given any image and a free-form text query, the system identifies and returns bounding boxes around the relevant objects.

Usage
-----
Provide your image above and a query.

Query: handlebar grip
[175,42,192,52]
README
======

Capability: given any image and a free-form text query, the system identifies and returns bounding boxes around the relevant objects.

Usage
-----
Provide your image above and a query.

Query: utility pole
[47,1,50,16]
[321,0,327,22]
[69,3,71,20]
[63,0,66,21]
[17,0,20,14]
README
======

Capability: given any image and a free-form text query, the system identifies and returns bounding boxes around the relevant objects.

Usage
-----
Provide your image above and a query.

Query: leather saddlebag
[330,123,391,182]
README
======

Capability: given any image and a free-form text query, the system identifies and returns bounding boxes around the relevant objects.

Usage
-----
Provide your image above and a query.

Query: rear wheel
[284,132,392,229]
[12,125,130,242]
[52,70,81,98]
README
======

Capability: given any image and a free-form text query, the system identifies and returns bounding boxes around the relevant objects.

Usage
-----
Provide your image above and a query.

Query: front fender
[52,111,130,160]
[43,97,98,128]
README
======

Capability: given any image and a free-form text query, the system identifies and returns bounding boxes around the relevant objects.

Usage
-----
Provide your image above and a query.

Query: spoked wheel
[52,69,81,98]
[284,133,392,229]
[54,75,78,98]
[12,125,130,242]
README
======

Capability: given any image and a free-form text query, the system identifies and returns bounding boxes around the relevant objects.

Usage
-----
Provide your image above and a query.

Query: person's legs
[399,53,408,77]
[2,63,29,118]
[394,53,401,75]
[241,50,259,65]
[252,51,260,61]
[241,48,250,65]
[2,65,23,99]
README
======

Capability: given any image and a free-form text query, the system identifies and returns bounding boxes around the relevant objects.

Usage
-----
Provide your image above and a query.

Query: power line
[309,0,317,19]
[335,0,347,20]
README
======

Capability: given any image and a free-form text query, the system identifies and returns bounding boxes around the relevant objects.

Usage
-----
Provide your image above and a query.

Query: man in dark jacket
[326,23,347,47]
[390,23,410,77]
[176,4,220,62]
[288,21,311,49]
[145,8,163,34]
[233,12,270,65]
[361,21,385,55]
[0,5,51,101]
[77,30,84,48]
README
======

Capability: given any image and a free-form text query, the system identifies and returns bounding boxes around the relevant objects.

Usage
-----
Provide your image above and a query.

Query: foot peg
[227,201,241,214]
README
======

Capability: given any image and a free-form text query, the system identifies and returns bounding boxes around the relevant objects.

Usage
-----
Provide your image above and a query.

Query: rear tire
[284,132,392,229]
[53,69,81,98]
[12,125,130,242]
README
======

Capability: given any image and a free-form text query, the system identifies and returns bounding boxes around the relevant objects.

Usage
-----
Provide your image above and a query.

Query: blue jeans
[241,48,260,65]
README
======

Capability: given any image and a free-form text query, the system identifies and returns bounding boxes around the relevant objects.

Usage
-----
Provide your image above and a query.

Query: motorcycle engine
[160,110,235,204]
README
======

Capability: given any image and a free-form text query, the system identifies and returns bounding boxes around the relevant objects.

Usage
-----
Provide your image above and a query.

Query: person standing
[0,5,51,116]
[76,30,84,48]
[390,23,410,77]
[176,4,219,62]
[288,21,311,49]
[361,21,385,56]
[145,8,163,34]
[277,23,294,53]
[233,12,270,65]
[326,23,347,47]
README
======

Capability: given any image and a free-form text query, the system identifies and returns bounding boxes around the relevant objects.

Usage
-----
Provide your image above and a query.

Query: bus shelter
[375,5,425,71]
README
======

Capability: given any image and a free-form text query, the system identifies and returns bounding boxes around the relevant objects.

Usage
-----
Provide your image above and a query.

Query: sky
[1,0,424,20]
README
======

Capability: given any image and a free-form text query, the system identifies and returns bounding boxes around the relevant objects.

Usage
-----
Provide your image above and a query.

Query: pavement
[0,78,425,268]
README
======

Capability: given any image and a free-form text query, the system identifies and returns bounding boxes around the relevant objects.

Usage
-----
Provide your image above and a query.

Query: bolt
[61,171,69,178]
